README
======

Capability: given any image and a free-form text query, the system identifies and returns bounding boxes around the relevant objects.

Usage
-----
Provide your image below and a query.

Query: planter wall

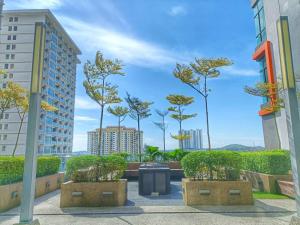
[0,172,64,212]
[60,179,127,207]
[241,170,292,193]
[277,180,295,198]
[182,178,253,206]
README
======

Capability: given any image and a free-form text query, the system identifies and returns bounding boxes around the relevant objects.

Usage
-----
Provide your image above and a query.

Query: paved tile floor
[0,181,297,225]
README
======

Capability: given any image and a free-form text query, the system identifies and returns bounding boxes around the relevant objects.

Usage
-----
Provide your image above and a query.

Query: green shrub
[67,155,127,182]
[181,150,242,181]
[66,155,99,178]
[37,156,60,177]
[240,150,291,175]
[168,149,189,161]
[0,156,61,185]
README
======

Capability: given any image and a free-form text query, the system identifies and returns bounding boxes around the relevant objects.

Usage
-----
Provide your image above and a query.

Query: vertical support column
[277,16,300,224]
[16,22,45,225]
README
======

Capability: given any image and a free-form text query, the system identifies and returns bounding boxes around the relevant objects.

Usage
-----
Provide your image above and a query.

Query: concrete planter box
[182,178,253,206]
[241,170,292,193]
[0,172,64,212]
[60,179,127,207]
[277,180,295,198]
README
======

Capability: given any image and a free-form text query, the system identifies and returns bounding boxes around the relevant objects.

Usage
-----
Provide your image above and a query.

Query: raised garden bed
[182,178,253,205]
[0,172,64,212]
[60,179,127,207]
[241,170,292,193]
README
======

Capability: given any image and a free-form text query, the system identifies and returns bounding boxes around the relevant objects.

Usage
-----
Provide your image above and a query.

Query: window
[9,17,13,22]
[253,0,266,46]
[2,83,7,88]
[4,124,8,130]
[3,135,7,140]
[2,146,6,152]
[6,45,10,50]
[10,64,14,69]
[13,35,16,40]
[11,54,15,60]
[4,114,9,119]
[13,26,17,31]
[4,64,9,69]
[7,35,11,40]
[14,17,18,22]
[3,73,8,79]
[12,44,16,50]
[8,26,12,31]
[9,73,13,79]
[5,54,9,59]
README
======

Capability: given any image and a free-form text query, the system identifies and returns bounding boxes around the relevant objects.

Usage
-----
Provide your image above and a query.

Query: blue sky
[6,0,265,150]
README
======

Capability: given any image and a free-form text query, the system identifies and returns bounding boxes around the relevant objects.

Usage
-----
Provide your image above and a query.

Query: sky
[5,0,265,151]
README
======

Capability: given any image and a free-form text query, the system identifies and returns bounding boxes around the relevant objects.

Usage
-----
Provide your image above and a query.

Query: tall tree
[166,94,197,150]
[125,93,153,162]
[153,109,169,152]
[107,106,129,153]
[83,51,124,155]
[0,72,17,120]
[173,58,232,150]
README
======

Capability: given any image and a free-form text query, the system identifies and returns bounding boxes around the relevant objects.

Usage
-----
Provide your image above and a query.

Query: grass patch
[253,191,290,199]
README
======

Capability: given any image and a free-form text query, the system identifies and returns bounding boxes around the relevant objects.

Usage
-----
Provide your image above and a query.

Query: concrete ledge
[0,173,64,212]
[277,180,295,198]
[182,178,253,206]
[60,179,127,207]
[241,170,292,193]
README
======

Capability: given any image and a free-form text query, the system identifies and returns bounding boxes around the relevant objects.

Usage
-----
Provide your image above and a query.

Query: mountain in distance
[214,144,265,151]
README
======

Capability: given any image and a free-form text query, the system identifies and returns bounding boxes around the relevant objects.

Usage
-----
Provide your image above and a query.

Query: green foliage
[0,156,60,185]
[253,191,290,199]
[66,155,127,182]
[181,151,241,181]
[240,150,291,175]
[36,156,60,177]
[168,149,189,161]
[66,155,99,178]
[125,92,153,120]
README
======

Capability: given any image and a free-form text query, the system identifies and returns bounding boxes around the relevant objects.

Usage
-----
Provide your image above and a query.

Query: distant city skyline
[181,129,203,150]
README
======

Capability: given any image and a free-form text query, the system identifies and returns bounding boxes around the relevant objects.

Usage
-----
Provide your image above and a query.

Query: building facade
[181,129,203,150]
[250,0,300,149]
[87,126,143,155]
[0,10,81,156]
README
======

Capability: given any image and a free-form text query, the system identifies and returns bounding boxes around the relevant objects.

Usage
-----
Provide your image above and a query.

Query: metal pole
[16,22,45,225]
[18,93,41,225]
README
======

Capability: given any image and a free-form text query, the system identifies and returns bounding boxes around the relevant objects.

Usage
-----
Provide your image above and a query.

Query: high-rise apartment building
[0,9,81,156]
[181,129,203,150]
[249,0,300,149]
[87,126,143,155]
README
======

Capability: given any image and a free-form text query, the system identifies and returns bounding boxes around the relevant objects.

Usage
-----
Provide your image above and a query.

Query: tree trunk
[118,117,121,153]
[12,113,25,156]
[205,96,211,150]
[179,120,183,150]
[163,116,166,152]
[98,105,104,156]
[137,115,141,162]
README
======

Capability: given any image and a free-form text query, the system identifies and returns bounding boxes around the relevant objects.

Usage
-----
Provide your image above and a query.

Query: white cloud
[224,66,259,77]
[168,5,187,16]
[75,96,99,110]
[6,0,63,9]
[57,16,189,68]
[74,115,96,121]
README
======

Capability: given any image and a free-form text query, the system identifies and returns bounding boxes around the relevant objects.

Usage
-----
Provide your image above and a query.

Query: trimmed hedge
[66,155,127,182]
[240,150,291,175]
[181,150,242,181]
[0,156,61,185]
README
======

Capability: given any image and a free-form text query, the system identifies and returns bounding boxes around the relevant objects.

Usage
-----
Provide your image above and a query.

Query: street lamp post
[15,22,45,225]
[276,16,300,225]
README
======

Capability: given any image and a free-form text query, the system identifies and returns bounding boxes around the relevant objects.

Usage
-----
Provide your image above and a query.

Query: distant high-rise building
[0,9,81,157]
[87,126,143,155]
[181,129,203,150]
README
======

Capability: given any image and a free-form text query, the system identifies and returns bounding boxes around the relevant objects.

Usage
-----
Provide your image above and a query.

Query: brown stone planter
[0,172,64,212]
[241,170,292,193]
[60,179,127,207]
[182,178,253,206]
[277,180,295,198]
